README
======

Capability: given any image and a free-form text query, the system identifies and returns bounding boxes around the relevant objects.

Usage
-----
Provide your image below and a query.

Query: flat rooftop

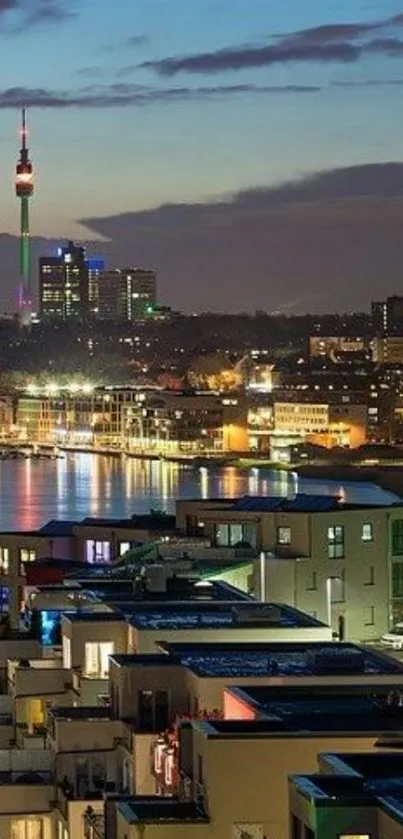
[48,706,111,720]
[117,798,209,825]
[158,641,403,679]
[78,515,176,531]
[126,602,325,631]
[195,701,403,734]
[191,492,403,514]
[228,683,403,717]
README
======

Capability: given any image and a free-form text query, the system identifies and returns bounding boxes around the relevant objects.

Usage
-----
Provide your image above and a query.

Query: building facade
[96,269,156,322]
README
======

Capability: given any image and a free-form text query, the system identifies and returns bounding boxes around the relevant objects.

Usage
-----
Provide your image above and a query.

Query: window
[392,563,403,597]
[392,520,403,556]
[85,540,110,563]
[305,829,315,839]
[11,821,43,839]
[138,689,169,731]
[339,835,370,839]
[362,522,373,542]
[365,566,375,586]
[307,572,317,591]
[84,641,114,677]
[328,525,345,559]
[0,548,9,573]
[364,606,375,626]
[291,816,302,839]
[19,548,36,563]
[277,526,291,545]
[214,524,229,547]
[62,635,71,669]
[119,542,130,556]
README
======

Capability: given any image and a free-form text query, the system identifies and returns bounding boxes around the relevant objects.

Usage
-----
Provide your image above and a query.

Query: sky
[2,0,403,311]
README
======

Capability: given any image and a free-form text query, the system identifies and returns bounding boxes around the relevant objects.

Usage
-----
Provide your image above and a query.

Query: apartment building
[176,493,403,641]
[273,401,367,448]
[15,387,248,453]
[99,688,403,839]
[290,751,403,839]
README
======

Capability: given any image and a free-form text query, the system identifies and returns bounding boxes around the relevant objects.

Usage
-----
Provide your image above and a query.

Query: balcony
[8,658,71,698]
[72,669,109,706]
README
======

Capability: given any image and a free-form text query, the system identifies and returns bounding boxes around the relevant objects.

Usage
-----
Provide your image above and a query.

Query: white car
[381,624,403,650]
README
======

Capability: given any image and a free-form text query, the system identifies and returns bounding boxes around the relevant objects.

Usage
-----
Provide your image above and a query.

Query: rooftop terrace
[158,641,403,678]
[192,492,403,514]
[126,602,325,631]
[117,797,209,825]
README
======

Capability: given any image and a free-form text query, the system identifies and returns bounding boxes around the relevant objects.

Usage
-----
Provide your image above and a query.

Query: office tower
[372,295,403,335]
[39,241,92,320]
[96,268,157,321]
[15,109,34,317]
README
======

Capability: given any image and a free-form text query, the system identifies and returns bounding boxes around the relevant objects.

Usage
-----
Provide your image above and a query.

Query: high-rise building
[39,242,104,321]
[96,268,157,321]
[372,295,403,335]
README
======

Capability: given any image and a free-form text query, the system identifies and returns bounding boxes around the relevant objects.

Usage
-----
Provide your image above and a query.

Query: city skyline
[1,1,403,311]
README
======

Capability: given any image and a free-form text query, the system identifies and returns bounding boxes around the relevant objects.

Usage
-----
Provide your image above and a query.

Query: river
[0,452,399,532]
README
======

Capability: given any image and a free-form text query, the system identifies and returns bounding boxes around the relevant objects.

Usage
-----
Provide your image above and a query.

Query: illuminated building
[372,295,403,335]
[176,493,403,641]
[96,268,157,322]
[39,242,104,321]
[15,109,34,317]
[273,401,367,449]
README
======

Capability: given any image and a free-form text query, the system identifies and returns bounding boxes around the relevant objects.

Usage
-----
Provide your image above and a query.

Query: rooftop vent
[234,605,283,625]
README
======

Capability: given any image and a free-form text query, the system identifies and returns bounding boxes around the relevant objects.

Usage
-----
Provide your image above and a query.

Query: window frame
[327,525,345,559]
[277,526,291,546]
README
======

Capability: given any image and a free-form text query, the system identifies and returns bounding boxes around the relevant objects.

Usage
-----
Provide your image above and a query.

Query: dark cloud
[1,0,72,29]
[141,11,403,76]
[77,163,403,314]
[0,82,321,109]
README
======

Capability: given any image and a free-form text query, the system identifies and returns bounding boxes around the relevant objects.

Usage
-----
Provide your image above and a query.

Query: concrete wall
[190,728,389,839]
[129,622,332,653]
[62,617,127,670]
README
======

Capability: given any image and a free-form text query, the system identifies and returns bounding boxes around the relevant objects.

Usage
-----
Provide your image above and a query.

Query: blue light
[86,258,105,271]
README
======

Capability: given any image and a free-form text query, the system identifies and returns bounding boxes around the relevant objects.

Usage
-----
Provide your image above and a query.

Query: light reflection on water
[0,453,398,531]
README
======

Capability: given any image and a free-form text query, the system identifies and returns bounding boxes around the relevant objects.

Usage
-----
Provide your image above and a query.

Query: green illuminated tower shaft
[20,195,30,288]
[15,108,34,313]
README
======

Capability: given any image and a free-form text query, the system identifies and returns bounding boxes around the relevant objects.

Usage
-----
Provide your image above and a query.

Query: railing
[84,809,105,839]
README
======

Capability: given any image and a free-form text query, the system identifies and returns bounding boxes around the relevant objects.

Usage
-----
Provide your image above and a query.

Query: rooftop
[230,493,402,513]
[48,706,111,720]
[117,797,209,824]
[195,701,403,734]
[126,602,325,631]
[155,641,403,679]
[227,684,403,720]
[78,514,176,531]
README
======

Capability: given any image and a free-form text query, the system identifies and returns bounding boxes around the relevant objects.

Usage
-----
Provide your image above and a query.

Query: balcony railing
[84,808,105,839]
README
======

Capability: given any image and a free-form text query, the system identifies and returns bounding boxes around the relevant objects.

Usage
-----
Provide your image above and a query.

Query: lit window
[11,820,43,839]
[327,525,345,559]
[84,641,114,678]
[86,540,110,563]
[0,548,9,573]
[362,523,373,542]
[62,635,71,670]
[277,526,291,545]
[19,548,36,563]
[339,835,370,839]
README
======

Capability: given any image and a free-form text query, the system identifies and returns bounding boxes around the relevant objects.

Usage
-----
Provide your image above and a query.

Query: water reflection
[0,453,398,531]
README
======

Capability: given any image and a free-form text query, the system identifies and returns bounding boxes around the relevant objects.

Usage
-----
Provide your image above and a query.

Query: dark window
[291,815,302,839]
[392,520,403,556]
[138,689,169,731]
[138,690,153,730]
[154,690,169,730]
[304,828,315,839]
[393,563,403,597]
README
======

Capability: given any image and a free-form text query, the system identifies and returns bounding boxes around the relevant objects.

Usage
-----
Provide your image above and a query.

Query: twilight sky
[2,0,403,311]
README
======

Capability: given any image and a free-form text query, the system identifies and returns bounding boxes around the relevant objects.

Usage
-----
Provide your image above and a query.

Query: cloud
[99,32,149,54]
[0,82,321,109]
[141,11,403,76]
[1,0,73,29]
[76,163,403,314]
